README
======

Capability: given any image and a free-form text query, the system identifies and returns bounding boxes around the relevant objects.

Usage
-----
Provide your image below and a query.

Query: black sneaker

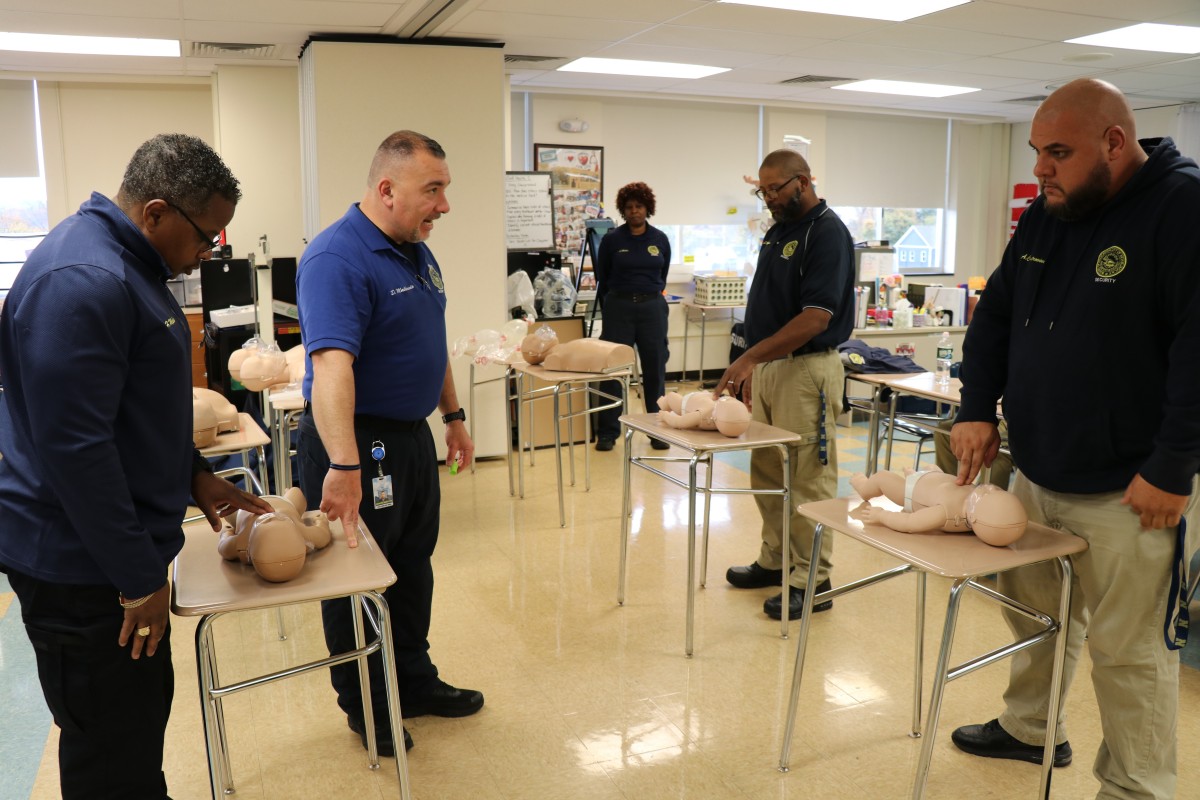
[403,679,485,718]
[763,579,833,619]
[726,562,785,589]
[347,715,413,756]
[649,437,670,450]
[596,437,615,452]
[951,719,1072,767]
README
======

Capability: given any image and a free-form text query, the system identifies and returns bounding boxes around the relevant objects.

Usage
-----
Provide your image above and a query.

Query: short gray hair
[118,133,241,215]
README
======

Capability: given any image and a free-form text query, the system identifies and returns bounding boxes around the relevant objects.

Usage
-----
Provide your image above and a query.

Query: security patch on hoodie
[782,240,798,259]
[1095,246,1127,281]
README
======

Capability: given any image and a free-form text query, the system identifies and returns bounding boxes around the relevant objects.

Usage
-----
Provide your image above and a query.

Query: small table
[878,372,960,472]
[172,517,412,800]
[200,412,271,495]
[617,412,805,655]
[680,300,744,386]
[266,388,305,493]
[778,496,1087,799]
[508,362,630,527]
[842,372,913,475]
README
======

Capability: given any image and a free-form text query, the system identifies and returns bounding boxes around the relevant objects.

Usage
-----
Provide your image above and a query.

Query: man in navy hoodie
[0,134,270,800]
[950,79,1200,799]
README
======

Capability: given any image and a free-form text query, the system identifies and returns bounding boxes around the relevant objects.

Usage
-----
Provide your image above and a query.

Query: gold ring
[137,626,151,637]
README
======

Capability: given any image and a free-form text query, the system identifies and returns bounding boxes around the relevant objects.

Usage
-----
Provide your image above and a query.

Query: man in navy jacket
[0,134,269,800]
[950,79,1200,799]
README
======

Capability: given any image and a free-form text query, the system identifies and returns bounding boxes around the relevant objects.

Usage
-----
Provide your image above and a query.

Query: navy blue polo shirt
[298,204,448,420]
[744,200,854,353]
[595,223,672,297]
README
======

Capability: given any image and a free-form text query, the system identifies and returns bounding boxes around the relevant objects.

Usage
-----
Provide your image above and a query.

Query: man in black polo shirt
[716,149,855,621]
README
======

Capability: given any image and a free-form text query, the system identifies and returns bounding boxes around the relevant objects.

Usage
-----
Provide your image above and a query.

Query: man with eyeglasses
[717,149,855,621]
[0,133,271,800]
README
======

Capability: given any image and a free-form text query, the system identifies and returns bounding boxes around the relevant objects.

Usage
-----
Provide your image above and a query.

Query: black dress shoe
[951,719,1072,767]
[649,437,670,450]
[404,679,485,718]
[726,562,785,589]
[763,579,833,619]
[596,437,615,452]
[347,715,413,756]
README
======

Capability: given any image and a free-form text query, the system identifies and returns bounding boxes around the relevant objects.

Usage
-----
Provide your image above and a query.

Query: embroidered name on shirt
[390,286,415,295]
[1019,254,1046,263]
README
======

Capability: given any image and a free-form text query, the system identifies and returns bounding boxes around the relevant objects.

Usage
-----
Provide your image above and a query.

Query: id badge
[372,474,394,509]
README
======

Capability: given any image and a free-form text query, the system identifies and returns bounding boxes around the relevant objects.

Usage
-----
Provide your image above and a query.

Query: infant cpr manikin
[217,486,332,581]
[656,391,752,437]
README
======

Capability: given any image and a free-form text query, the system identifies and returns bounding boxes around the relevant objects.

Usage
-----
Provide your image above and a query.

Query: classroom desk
[842,372,913,475]
[779,496,1087,799]
[679,300,744,386]
[200,412,271,495]
[616,412,804,655]
[266,387,304,493]
[879,372,961,472]
[172,517,411,800]
[508,362,630,527]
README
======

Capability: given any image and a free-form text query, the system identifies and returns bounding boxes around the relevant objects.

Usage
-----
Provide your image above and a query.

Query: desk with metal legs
[679,300,744,386]
[778,496,1087,799]
[507,363,630,527]
[266,389,305,493]
[172,518,411,800]
[616,412,805,655]
[198,412,271,496]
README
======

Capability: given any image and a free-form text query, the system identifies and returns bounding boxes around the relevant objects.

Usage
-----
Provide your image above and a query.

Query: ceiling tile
[915,1,1132,41]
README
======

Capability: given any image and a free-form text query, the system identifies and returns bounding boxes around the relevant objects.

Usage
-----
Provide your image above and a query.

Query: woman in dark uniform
[594,182,672,451]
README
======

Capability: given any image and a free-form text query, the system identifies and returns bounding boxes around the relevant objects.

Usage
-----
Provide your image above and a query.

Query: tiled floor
[3,404,1199,800]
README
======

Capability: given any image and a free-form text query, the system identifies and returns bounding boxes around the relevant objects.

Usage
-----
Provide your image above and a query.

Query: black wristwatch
[442,408,466,425]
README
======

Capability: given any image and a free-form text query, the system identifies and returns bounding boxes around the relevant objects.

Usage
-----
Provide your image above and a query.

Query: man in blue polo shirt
[716,148,855,621]
[296,130,482,757]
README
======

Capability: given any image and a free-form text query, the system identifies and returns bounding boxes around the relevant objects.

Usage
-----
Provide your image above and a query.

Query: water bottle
[935,331,953,387]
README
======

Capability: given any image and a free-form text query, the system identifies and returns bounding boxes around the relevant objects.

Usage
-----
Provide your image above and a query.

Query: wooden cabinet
[185,311,208,389]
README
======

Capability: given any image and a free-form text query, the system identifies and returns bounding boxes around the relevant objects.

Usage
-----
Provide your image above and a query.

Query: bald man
[950,79,1200,799]
[718,149,855,621]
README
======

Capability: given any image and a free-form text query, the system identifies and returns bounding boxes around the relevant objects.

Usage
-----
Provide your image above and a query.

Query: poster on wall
[533,143,603,258]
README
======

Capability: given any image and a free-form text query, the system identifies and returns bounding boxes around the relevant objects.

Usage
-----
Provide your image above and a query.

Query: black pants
[596,294,670,439]
[297,412,440,723]
[4,567,174,800]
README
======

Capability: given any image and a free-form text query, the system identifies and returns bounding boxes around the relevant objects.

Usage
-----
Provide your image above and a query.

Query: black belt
[610,291,660,303]
[304,402,425,433]
[792,343,835,357]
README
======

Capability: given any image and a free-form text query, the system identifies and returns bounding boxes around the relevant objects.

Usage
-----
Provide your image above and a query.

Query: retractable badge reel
[370,440,393,510]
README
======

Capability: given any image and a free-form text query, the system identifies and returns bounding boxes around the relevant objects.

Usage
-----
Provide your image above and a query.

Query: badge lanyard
[370,440,394,510]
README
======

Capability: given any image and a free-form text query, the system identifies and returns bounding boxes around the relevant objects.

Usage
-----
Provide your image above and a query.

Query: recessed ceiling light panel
[0,31,180,57]
[558,57,729,80]
[833,79,979,97]
[1066,23,1200,54]
[719,0,970,23]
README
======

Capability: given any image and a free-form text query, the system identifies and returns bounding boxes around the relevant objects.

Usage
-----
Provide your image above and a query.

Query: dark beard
[1044,160,1111,222]
[771,191,807,222]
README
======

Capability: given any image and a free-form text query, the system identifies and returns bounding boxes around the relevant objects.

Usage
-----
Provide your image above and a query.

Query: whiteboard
[504,171,555,250]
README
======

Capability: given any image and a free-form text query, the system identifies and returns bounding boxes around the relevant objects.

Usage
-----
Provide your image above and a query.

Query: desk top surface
[200,412,270,455]
[172,517,395,616]
[620,412,803,452]
[680,300,746,311]
[268,388,304,412]
[799,496,1087,579]
[885,371,963,403]
[514,362,631,381]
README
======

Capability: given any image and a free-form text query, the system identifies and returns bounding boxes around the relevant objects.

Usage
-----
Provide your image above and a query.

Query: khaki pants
[997,474,1198,800]
[750,351,843,589]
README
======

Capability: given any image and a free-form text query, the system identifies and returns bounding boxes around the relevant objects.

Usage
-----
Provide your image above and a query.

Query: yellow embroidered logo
[1095,246,1127,279]
[428,264,445,292]
[782,240,798,259]
[164,317,177,328]
[647,245,660,256]
[848,352,865,365]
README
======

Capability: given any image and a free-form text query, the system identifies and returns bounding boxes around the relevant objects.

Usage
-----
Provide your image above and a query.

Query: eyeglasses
[166,201,222,253]
[753,174,804,201]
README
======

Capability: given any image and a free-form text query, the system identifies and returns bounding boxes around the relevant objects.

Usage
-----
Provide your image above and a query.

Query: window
[0,176,48,290]
[830,206,948,275]
[657,223,758,274]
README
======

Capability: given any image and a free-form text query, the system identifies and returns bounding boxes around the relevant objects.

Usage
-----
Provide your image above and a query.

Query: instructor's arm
[311,347,360,547]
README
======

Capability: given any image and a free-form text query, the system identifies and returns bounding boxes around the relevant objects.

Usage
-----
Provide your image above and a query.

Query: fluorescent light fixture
[558,57,729,80]
[719,0,969,23]
[833,79,979,97]
[0,31,180,57]
[1066,23,1200,54]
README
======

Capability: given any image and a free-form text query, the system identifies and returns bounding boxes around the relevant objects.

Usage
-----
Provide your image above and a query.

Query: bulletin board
[504,171,555,250]
[533,143,603,256]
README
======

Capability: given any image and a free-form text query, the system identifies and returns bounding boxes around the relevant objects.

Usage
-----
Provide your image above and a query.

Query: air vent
[504,54,565,65]
[190,42,278,59]
[779,75,852,85]
[1003,96,1048,104]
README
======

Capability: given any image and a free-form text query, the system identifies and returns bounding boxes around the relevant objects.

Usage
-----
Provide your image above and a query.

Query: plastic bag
[507,271,537,321]
[533,268,577,318]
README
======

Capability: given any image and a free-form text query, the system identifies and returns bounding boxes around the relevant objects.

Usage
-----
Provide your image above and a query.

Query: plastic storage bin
[693,275,747,306]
